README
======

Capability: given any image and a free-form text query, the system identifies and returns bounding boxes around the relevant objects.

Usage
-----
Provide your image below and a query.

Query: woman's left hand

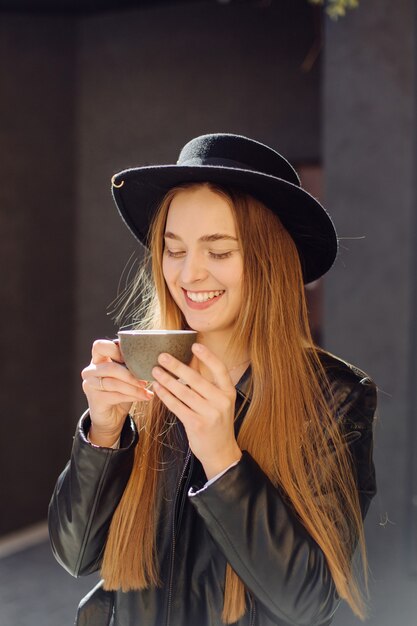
[151,343,242,480]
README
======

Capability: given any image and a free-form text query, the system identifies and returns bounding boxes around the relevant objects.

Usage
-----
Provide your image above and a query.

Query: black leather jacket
[48,352,377,626]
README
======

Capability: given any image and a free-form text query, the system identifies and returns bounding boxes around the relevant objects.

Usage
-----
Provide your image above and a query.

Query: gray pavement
[0,540,98,626]
[1,538,416,626]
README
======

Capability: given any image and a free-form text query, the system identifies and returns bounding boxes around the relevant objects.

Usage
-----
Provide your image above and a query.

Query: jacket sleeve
[335,377,377,519]
[48,412,138,577]
[189,376,377,626]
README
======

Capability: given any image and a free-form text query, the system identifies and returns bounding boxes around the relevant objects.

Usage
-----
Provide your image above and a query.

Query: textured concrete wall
[0,1,321,533]
[0,16,76,534]
[323,1,417,624]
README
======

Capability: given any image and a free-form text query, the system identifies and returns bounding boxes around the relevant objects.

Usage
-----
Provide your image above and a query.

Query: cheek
[231,268,244,305]
[225,262,243,291]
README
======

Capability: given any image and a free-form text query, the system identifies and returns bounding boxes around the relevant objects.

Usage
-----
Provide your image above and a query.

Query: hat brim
[111,164,338,284]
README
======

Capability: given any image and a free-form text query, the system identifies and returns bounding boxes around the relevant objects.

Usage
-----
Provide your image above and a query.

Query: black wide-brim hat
[111,133,338,284]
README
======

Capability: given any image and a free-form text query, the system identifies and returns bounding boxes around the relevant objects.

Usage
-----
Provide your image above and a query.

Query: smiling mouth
[184,289,225,303]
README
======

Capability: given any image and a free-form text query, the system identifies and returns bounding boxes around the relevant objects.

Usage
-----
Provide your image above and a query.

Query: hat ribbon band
[177,156,260,172]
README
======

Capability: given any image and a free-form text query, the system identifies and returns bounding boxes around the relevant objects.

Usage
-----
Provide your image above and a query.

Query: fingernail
[159,353,170,364]
[193,343,203,353]
[153,366,163,376]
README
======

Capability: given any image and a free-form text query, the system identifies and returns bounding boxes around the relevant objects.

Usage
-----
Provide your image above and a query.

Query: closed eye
[165,249,234,260]
[165,249,186,258]
[209,251,233,259]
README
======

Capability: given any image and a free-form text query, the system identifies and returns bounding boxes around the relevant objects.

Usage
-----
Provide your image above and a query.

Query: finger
[191,344,236,391]
[152,364,235,421]
[91,339,124,365]
[156,353,218,400]
[82,360,147,388]
[90,375,154,401]
[96,376,153,398]
[158,345,234,393]
[152,380,196,427]
[152,366,212,415]
[83,382,150,407]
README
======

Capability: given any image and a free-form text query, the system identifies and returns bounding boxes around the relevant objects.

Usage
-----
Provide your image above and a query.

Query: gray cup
[117,330,198,381]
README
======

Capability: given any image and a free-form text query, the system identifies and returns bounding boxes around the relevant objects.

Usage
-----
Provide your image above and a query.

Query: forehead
[165,186,237,236]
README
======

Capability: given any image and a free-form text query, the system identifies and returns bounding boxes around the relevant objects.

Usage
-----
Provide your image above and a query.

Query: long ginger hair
[101,183,368,623]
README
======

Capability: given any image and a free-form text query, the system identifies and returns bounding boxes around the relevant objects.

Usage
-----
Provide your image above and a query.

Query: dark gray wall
[74,0,322,413]
[0,1,321,534]
[323,1,417,624]
[0,17,76,535]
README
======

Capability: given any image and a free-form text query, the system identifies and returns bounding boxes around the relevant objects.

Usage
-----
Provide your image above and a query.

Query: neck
[195,330,250,383]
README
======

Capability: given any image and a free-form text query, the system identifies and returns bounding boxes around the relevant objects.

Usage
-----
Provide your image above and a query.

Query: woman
[49,133,377,626]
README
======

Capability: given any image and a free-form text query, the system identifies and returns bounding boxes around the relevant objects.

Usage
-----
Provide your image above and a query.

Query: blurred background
[0,0,416,624]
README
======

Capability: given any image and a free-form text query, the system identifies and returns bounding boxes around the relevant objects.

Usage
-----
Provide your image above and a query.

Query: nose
[180,250,208,284]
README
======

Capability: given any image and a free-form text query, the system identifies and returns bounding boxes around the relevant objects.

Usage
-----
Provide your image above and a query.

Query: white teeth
[186,290,224,303]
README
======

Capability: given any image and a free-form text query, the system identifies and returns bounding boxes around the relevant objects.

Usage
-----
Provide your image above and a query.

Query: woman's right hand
[81,339,154,447]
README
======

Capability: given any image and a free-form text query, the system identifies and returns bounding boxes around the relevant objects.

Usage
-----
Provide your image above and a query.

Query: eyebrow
[164,232,238,243]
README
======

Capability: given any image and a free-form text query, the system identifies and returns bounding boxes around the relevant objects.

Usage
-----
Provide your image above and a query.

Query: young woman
[49,133,377,626]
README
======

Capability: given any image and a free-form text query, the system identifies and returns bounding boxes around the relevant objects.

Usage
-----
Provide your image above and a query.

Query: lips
[186,289,225,302]
[182,288,225,309]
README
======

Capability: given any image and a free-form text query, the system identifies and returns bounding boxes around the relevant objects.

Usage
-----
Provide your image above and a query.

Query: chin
[183,320,208,333]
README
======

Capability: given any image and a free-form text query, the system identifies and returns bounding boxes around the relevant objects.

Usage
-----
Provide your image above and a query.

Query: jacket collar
[235,365,252,400]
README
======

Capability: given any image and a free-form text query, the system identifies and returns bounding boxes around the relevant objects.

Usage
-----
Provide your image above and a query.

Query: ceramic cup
[117,329,198,381]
